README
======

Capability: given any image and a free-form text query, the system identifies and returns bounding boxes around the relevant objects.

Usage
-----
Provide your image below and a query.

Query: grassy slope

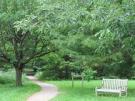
[47,80,135,101]
[0,71,40,101]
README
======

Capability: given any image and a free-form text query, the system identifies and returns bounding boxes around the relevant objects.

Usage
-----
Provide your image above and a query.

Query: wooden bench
[95,79,128,96]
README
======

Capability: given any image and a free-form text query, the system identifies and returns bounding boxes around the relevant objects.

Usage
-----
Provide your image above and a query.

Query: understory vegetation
[0,71,40,101]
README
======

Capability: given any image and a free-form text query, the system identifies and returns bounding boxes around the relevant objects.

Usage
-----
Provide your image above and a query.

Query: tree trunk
[15,67,23,87]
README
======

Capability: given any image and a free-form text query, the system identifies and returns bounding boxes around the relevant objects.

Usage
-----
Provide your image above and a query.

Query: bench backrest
[102,79,128,90]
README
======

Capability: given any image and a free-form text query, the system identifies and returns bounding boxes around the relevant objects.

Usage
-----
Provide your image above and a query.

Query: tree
[0,0,57,86]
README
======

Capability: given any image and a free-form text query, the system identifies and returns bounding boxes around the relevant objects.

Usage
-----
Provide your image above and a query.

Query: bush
[36,71,59,80]
[83,68,96,81]
[0,70,25,85]
[0,70,16,84]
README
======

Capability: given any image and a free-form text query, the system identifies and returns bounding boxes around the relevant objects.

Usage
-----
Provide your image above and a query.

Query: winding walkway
[27,76,58,101]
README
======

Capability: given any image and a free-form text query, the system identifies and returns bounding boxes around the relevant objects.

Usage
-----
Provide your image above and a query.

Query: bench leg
[126,91,127,96]
[119,92,122,97]
[95,91,98,96]
[96,91,98,96]
[95,88,98,96]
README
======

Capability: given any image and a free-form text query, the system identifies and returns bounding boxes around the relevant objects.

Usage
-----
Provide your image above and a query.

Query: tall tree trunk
[15,67,23,86]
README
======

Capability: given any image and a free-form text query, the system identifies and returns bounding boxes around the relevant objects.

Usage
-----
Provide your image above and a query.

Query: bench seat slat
[96,89,121,93]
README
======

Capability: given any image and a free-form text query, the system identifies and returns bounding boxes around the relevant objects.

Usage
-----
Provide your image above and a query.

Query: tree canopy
[0,0,135,86]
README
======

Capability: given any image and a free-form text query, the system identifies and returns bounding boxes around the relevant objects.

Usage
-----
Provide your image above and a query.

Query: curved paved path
[27,76,58,101]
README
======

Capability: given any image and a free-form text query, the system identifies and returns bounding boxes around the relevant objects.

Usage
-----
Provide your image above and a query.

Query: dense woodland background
[0,0,135,86]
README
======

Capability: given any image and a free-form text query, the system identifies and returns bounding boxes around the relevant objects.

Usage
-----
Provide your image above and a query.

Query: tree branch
[24,49,57,64]
[0,50,10,63]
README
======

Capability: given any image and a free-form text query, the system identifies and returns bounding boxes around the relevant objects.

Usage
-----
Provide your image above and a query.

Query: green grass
[47,80,135,101]
[0,70,40,101]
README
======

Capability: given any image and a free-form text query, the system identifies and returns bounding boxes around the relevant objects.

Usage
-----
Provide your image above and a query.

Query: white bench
[95,79,128,96]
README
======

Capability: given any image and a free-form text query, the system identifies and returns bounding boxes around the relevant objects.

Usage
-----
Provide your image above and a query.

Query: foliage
[0,0,58,86]
[0,0,135,82]
[83,68,96,81]
[35,0,135,79]
[0,70,16,84]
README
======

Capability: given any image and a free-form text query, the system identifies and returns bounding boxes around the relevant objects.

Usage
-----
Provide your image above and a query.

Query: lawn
[0,71,40,101]
[47,80,135,101]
